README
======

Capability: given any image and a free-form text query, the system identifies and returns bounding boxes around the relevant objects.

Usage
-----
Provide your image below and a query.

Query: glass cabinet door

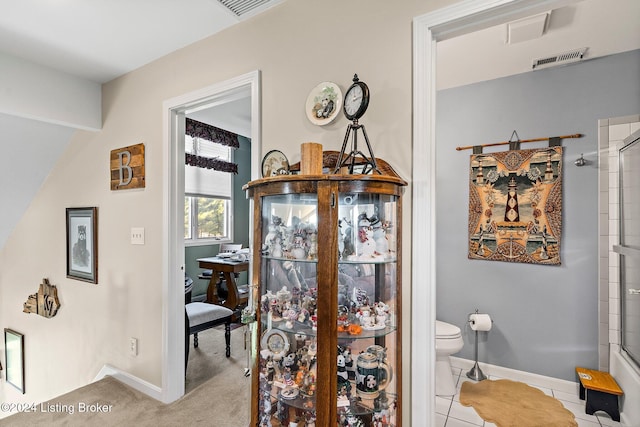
[249,176,404,427]
[258,193,320,426]
[336,191,399,427]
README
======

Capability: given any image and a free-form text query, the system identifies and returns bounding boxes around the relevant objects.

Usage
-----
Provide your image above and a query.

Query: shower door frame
[614,129,640,372]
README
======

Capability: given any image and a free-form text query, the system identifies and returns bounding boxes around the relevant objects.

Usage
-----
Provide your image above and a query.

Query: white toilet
[435,320,464,396]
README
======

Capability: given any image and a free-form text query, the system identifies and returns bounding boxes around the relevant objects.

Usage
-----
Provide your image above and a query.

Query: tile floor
[436,365,624,427]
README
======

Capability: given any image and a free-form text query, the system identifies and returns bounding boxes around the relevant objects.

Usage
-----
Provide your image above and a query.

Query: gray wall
[185,135,251,297]
[436,49,640,381]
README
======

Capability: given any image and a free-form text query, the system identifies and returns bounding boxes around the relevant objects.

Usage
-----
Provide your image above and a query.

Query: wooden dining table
[197,256,250,311]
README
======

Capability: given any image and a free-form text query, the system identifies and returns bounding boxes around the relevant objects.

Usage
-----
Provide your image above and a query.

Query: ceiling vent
[532,47,588,70]
[217,0,281,18]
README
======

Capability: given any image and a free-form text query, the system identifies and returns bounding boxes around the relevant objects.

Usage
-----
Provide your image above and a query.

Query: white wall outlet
[130,337,138,356]
[130,227,145,245]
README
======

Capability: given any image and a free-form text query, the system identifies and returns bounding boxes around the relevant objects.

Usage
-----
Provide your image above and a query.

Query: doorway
[162,70,261,403]
[412,0,580,423]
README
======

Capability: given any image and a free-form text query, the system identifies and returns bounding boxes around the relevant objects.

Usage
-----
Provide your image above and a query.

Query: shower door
[615,129,640,369]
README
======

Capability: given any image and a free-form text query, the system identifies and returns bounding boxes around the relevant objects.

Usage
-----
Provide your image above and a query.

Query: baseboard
[94,364,163,401]
[449,357,579,395]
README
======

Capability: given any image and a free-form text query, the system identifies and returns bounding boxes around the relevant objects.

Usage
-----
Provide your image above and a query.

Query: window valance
[185,153,238,175]
[185,118,239,149]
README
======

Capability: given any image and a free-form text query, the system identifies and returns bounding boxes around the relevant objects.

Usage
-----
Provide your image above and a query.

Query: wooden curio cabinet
[246,172,406,427]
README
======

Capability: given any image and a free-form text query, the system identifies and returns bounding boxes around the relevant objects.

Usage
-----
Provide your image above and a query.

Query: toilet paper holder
[466,309,493,381]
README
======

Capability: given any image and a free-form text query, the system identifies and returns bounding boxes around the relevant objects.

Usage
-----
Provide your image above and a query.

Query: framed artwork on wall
[66,207,98,283]
[4,328,25,394]
[468,147,563,265]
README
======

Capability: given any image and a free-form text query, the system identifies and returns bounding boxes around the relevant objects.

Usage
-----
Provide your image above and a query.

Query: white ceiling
[0,0,284,84]
[0,0,636,89]
[437,0,640,90]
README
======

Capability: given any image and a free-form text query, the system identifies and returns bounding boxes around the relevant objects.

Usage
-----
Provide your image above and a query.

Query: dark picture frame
[4,329,25,394]
[66,207,98,283]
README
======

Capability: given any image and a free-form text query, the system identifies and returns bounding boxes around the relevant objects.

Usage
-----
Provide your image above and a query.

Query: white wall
[0,0,443,416]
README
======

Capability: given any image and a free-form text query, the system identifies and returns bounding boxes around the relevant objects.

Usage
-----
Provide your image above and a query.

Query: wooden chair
[184,302,234,372]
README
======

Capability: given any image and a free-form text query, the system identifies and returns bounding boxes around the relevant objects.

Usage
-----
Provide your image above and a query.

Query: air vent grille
[217,0,275,17]
[532,48,588,70]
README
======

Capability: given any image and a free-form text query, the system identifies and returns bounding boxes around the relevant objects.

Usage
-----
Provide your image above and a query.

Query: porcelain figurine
[357,215,376,257]
[284,305,299,329]
[337,351,349,383]
[374,301,390,326]
[290,232,307,259]
[271,236,283,258]
[351,287,369,309]
[282,353,299,373]
[266,356,275,383]
[343,346,356,381]
[307,230,318,259]
[264,216,283,251]
[350,213,382,260]
[370,216,390,257]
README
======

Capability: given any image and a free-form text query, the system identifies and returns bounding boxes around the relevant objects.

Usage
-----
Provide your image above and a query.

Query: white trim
[412,1,579,423]
[450,357,579,394]
[161,70,261,403]
[94,364,163,401]
[411,10,437,426]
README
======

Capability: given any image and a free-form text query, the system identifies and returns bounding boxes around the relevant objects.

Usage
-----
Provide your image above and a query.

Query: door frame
[412,0,577,423]
[161,70,261,403]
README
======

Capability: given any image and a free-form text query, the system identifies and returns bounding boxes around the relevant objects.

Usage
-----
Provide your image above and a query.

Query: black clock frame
[343,75,370,121]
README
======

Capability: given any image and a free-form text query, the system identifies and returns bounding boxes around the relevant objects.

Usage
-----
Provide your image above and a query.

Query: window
[184,135,233,245]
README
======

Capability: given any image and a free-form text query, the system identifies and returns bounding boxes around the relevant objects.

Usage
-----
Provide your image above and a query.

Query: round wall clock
[305,81,342,126]
[261,150,290,177]
[343,74,370,121]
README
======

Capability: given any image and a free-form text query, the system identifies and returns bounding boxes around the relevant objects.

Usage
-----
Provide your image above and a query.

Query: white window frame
[184,135,234,246]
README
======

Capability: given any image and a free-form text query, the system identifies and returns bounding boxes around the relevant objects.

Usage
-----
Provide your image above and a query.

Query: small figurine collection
[263,211,395,262]
[258,210,397,426]
[259,276,395,426]
[263,215,318,260]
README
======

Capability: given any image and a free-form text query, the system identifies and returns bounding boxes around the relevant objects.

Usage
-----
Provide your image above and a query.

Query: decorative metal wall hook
[508,130,521,151]
[575,153,586,167]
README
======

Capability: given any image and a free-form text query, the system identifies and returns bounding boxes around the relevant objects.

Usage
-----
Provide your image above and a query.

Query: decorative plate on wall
[305,81,342,126]
[261,150,290,177]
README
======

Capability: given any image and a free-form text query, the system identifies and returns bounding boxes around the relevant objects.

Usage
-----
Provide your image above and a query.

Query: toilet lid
[436,320,461,338]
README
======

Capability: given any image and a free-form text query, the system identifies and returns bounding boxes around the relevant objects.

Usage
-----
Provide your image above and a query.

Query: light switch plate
[131,227,145,245]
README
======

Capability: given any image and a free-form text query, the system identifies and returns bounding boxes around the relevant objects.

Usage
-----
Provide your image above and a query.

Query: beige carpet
[1,326,250,426]
[460,379,578,427]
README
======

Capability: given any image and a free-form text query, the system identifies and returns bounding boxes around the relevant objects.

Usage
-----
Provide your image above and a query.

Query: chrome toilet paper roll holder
[466,309,493,381]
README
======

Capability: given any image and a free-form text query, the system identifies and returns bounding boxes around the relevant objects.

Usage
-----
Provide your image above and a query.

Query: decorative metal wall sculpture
[468,147,562,265]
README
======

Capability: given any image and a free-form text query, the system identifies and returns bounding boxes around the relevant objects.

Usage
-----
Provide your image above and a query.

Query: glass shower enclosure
[614,129,640,370]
